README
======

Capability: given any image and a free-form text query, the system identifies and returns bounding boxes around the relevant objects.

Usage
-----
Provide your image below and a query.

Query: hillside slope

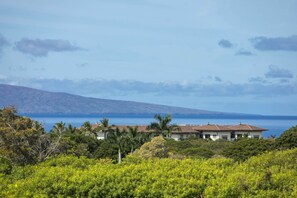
[0,84,220,115]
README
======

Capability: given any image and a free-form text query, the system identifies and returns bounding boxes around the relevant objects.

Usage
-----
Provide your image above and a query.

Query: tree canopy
[276,125,297,149]
[147,114,180,138]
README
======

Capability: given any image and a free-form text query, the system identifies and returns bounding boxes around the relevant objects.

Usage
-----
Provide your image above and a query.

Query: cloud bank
[235,49,254,56]
[250,35,297,51]
[0,34,9,51]
[218,39,233,48]
[1,77,296,98]
[14,38,83,57]
[265,65,293,78]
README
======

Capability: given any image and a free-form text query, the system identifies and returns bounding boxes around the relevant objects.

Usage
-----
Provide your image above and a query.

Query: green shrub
[1,147,297,197]
[0,158,12,174]
[180,147,215,158]
[222,138,275,161]
[276,125,297,149]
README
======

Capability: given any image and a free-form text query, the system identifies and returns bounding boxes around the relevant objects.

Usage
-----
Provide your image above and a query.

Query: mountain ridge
[0,84,225,115]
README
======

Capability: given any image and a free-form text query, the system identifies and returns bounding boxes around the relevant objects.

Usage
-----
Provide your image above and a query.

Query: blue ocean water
[24,114,297,138]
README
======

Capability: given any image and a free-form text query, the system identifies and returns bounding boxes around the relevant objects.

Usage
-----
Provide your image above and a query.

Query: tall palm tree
[46,122,66,158]
[65,124,76,134]
[147,114,180,138]
[127,126,141,154]
[95,118,112,139]
[81,121,97,139]
[51,122,66,136]
[107,127,127,163]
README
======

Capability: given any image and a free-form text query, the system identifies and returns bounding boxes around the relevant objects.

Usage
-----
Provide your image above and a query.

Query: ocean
[23,114,297,138]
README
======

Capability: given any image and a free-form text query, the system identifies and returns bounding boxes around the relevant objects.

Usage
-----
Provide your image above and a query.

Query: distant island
[0,84,227,115]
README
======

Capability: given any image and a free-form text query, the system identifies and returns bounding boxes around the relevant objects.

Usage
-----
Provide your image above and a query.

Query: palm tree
[81,121,97,139]
[127,126,140,154]
[92,118,109,139]
[107,127,127,163]
[147,114,180,138]
[65,124,76,134]
[45,122,66,159]
[51,122,66,136]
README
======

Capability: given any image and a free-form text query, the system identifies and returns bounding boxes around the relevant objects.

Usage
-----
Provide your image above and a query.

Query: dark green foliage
[166,138,231,158]
[166,138,195,151]
[0,157,12,174]
[199,139,232,154]
[147,114,180,137]
[180,147,215,158]
[276,125,297,149]
[59,132,100,157]
[46,122,101,158]
[93,140,119,161]
[0,107,47,165]
[222,138,276,161]
[107,127,127,163]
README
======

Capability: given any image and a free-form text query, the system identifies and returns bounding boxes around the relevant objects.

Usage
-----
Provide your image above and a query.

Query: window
[231,132,235,139]
[179,134,184,140]
[222,135,228,140]
[253,135,259,139]
[212,134,217,138]
[237,134,243,138]
[205,134,211,139]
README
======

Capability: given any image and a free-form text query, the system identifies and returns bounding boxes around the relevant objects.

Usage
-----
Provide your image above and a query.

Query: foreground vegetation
[1,106,297,197]
[1,148,297,197]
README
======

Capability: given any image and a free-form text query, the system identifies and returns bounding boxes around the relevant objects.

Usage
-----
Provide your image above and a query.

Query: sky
[0,0,297,115]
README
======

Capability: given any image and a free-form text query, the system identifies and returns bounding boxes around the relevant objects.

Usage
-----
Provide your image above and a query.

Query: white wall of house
[96,132,105,140]
[202,132,221,141]
[217,132,231,141]
[172,133,198,141]
[234,131,262,139]
[171,134,180,141]
[97,130,263,141]
[248,131,262,139]
[234,132,247,139]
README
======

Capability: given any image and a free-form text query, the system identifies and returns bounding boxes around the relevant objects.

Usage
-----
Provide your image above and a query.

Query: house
[171,124,266,141]
[94,123,266,141]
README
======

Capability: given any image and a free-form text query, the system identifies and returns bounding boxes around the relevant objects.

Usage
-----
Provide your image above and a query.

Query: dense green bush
[1,148,297,197]
[166,138,231,159]
[180,147,215,158]
[0,158,12,174]
[222,138,276,161]
[276,125,297,149]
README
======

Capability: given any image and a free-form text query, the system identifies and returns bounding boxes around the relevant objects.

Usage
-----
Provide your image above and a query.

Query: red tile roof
[92,123,266,133]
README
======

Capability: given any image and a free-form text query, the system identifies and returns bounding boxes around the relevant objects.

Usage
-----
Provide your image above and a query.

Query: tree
[107,127,127,163]
[222,138,275,161]
[126,126,141,154]
[44,122,67,158]
[147,114,180,138]
[276,125,297,149]
[133,136,168,159]
[95,118,112,139]
[65,124,76,134]
[93,140,118,160]
[47,123,100,158]
[0,107,47,165]
[80,121,97,139]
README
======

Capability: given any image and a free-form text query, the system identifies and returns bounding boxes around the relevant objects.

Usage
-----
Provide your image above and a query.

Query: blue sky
[1,0,297,115]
